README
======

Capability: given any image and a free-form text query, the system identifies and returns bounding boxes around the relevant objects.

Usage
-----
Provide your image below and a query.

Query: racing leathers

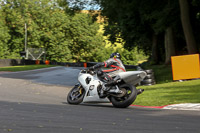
[90,57,126,87]
[90,57,144,96]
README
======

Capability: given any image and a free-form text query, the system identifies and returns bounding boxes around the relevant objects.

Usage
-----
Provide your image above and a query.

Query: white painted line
[163,103,200,111]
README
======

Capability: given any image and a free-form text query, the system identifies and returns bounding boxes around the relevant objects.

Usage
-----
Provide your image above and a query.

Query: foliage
[69,13,105,62]
[0,0,107,62]
[0,9,10,58]
[96,0,154,52]
[116,47,148,65]
[96,0,200,63]
[0,0,152,64]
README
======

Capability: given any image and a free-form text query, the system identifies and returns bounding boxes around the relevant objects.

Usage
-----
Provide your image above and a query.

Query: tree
[179,0,198,54]
[69,13,105,62]
[0,9,10,58]
[96,0,185,64]
[164,27,176,64]
[0,0,106,62]
[0,0,25,57]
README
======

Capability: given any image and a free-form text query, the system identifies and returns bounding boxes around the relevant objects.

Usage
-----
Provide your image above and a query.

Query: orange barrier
[45,60,50,65]
[35,60,40,65]
[171,54,200,80]
[84,63,87,68]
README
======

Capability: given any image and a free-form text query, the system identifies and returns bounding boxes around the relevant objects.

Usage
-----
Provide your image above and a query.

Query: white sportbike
[67,69,146,108]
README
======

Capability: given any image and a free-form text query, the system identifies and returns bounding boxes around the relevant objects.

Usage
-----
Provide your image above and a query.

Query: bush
[116,47,148,65]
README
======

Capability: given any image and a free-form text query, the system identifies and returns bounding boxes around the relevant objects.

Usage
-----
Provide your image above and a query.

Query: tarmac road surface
[0,66,200,133]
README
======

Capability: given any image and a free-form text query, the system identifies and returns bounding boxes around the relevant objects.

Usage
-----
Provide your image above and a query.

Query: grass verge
[134,79,200,106]
[128,65,200,106]
[145,65,173,84]
[0,65,57,72]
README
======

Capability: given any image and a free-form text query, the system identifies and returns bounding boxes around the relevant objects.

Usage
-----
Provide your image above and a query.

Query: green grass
[145,65,173,84]
[128,64,200,106]
[0,65,57,72]
[134,79,200,106]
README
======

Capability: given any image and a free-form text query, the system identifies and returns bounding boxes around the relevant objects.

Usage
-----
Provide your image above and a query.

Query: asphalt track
[0,66,200,133]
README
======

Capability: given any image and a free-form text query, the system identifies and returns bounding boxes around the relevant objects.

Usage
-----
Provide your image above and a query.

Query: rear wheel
[67,84,85,104]
[110,84,137,108]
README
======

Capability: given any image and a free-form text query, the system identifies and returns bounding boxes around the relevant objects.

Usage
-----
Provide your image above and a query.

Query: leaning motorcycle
[67,69,146,108]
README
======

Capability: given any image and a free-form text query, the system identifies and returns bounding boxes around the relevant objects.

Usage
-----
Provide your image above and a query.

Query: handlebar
[81,69,96,75]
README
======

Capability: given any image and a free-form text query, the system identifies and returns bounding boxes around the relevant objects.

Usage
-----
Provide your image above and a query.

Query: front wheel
[110,84,137,108]
[67,84,85,104]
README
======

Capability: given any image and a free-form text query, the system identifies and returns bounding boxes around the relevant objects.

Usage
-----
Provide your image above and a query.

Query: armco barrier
[0,59,46,67]
[0,59,138,69]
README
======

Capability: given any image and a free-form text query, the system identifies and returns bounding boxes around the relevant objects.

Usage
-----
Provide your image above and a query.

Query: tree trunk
[151,33,158,64]
[165,27,176,65]
[179,0,198,54]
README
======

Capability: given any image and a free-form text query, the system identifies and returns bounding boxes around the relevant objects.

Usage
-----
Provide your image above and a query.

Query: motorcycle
[67,68,147,108]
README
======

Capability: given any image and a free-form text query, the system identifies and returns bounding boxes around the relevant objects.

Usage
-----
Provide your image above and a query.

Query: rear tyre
[67,84,85,104]
[110,84,137,108]
[145,69,153,74]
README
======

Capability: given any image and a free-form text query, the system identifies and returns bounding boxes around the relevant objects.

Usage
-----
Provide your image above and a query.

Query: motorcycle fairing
[118,71,147,85]
[78,73,109,103]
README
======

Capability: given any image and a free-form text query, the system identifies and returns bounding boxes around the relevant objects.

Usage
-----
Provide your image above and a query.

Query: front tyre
[110,84,137,108]
[67,84,85,104]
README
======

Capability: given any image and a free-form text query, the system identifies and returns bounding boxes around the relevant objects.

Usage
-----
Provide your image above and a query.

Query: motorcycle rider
[88,52,144,97]
[89,52,124,86]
